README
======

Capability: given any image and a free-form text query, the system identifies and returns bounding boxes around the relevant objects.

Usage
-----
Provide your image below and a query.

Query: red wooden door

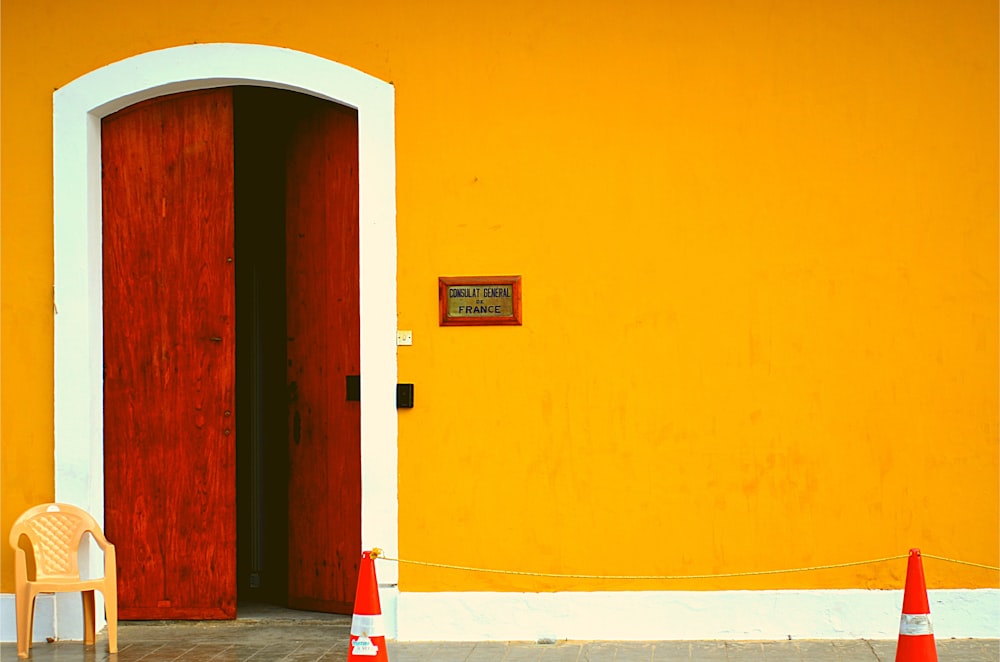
[102,89,237,620]
[285,97,362,613]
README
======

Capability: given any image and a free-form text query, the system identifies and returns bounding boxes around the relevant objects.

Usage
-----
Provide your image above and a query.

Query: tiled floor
[1,614,997,661]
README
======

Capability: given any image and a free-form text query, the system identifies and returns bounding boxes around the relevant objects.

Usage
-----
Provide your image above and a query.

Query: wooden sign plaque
[439,276,522,326]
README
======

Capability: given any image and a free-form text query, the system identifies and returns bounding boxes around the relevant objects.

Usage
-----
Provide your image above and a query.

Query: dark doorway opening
[233,87,296,608]
[232,86,363,614]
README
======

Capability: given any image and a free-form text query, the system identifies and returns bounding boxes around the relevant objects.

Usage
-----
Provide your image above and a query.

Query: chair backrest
[8,503,104,581]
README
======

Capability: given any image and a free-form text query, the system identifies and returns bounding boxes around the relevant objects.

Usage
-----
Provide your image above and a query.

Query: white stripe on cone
[899,613,934,636]
[351,613,386,637]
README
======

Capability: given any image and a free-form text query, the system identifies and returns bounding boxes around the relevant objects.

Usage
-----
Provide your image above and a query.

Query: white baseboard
[0,594,56,643]
[394,589,1000,641]
[0,592,112,644]
[378,584,398,637]
[3,588,996,642]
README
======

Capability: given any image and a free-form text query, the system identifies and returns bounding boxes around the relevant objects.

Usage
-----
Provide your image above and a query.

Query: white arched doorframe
[52,45,398,625]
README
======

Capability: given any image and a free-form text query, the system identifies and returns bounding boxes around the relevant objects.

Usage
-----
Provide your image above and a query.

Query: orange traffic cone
[348,550,389,662]
[894,549,938,662]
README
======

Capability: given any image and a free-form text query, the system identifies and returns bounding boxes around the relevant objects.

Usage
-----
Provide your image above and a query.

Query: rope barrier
[370,549,999,580]
[922,554,1000,572]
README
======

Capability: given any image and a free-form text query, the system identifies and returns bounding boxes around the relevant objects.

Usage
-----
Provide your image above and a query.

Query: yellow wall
[2,0,997,593]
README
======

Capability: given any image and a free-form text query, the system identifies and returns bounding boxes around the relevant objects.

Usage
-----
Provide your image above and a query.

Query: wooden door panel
[285,98,361,613]
[102,89,237,620]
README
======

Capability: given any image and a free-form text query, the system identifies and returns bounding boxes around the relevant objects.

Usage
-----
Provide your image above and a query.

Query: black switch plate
[397,383,414,408]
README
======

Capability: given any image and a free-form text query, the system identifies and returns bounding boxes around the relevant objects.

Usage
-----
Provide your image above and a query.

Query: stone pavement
[0,619,997,661]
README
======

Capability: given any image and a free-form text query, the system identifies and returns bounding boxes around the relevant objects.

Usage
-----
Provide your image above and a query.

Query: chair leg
[27,592,36,652]
[27,593,34,652]
[82,590,96,645]
[15,589,31,658]
[103,587,118,654]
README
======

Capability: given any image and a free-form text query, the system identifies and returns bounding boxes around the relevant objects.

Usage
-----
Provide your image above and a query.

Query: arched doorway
[52,44,398,628]
[101,86,364,618]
